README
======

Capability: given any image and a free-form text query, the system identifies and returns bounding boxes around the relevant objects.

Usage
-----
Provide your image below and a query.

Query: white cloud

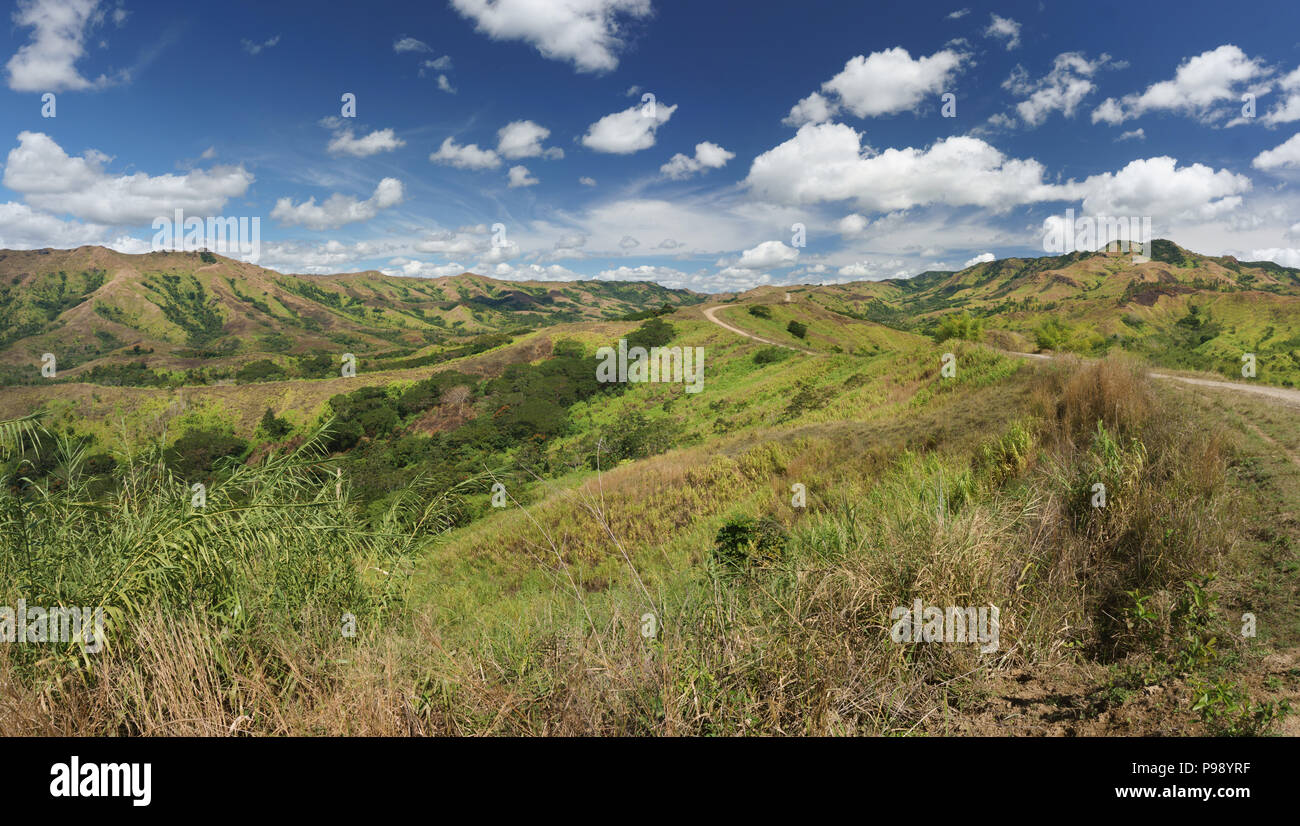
[947,8,970,19]
[487,262,583,281]
[437,74,456,94]
[429,137,502,169]
[1252,133,1300,171]
[1069,156,1251,220]
[1091,45,1268,125]
[746,123,1059,212]
[422,55,452,71]
[270,178,404,230]
[962,252,995,267]
[984,14,1021,50]
[582,102,677,153]
[327,128,406,157]
[0,200,107,247]
[660,141,735,179]
[837,213,868,237]
[784,47,967,126]
[782,92,838,127]
[382,257,467,278]
[579,176,597,186]
[393,36,430,53]
[1248,248,1300,268]
[3,131,253,224]
[596,264,698,289]
[1116,128,1146,142]
[497,120,563,159]
[6,0,112,92]
[734,240,799,270]
[241,35,280,55]
[1005,52,1111,126]
[507,165,538,188]
[448,0,651,73]
[838,259,904,279]
[1262,66,1300,125]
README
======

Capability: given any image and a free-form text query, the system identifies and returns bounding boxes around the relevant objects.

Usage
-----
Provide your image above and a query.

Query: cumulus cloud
[984,14,1021,50]
[6,0,113,92]
[1252,133,1300,172]
[497,120,563,159]
[596,264,698,289]
[582,102,677,153]
[0,200,107,248]
[837,213,869,237]
[1248,248,1300,268]
[1116,128,1145,142]
[733,240,799,270]
[963,252,995,267]
[783,47,966,126]
[449,0,651,73]
[838,259,905,279]
[1004,52,1112,126]
[507,165,538,188]
[746,123,1059,212]
[579,176,597,186]
[327,128,405,157]
[660,141,735,179]
[270,178,404,230]
[1068,156,1251,220]
[1091,45,1268,125]
[1261,66,1300,125]
[3,131,253,224]
[382,257,467,278]
[436,74,456,94]
[429,137,502,169]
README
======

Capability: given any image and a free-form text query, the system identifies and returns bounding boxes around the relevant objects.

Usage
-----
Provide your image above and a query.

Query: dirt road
[701,305,818,355]
[701,303,1300,409]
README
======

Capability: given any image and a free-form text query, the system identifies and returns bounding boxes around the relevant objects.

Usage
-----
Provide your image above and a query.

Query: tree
[442,384,473,417]
[787,320,808,339]
[259,408,291,439]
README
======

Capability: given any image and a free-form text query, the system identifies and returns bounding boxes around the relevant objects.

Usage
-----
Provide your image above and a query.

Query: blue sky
[2,0,1300,292]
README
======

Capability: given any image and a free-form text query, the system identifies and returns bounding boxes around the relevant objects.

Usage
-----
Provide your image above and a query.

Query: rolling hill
[0,245,703,386]
[774,239,1300,386]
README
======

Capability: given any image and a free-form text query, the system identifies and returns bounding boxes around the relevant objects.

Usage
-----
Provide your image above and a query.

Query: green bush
[626,318,676,349]
[165,428,248,479]
[259,408,292,439]
[713,516,789,568]
[753,346,791,365]
[747,304,772,319]
[786,320,808,339]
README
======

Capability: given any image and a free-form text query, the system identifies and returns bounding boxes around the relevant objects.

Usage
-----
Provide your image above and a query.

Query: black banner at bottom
[7,736,1289,814]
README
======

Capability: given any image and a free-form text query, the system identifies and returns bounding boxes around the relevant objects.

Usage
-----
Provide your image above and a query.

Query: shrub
[259,408,292,439]
[626,318,676,349]
[747,304,772,319]
[786,320,808,339]
[934,310,984,343]
[753,346,791,365]
[713,515,789,568]
[165,428,248,478]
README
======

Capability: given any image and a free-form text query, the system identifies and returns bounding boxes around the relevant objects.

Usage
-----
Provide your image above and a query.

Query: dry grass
[0,356,1250,735]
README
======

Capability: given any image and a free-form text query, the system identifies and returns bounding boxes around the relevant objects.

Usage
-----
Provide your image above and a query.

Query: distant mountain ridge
[0,245,703,383]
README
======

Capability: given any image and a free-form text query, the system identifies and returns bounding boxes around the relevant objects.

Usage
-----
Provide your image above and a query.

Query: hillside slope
[0,246,702,384]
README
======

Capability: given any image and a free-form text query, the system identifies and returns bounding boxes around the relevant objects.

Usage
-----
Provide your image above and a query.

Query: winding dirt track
[701,305,818,355]
[700,303,1300,409]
